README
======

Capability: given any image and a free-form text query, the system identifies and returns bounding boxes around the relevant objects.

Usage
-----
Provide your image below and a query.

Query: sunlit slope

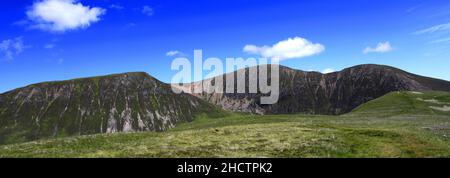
[350,91,450,116]
[0,91,449,158]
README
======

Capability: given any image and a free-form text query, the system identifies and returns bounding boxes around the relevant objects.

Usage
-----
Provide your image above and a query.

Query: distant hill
[0,72,222,144]
[189,64,450,115]
[350,91,450,116]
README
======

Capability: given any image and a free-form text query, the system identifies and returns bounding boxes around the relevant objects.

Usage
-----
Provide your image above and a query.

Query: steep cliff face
[189,64,450,115]
[0,72,215,144]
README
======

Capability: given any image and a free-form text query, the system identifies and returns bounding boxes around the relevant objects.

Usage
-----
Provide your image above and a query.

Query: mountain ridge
[0,72,221,144]
[187,64,450,114]
[1,63,450,144]
[0,72,152,95]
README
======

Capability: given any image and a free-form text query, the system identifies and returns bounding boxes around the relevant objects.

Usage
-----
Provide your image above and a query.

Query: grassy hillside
[350,91,450,116]
[0,91,449,158]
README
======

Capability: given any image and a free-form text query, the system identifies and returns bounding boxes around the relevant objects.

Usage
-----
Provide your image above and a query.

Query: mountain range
[189,64,450,114]
[0,64,449,144]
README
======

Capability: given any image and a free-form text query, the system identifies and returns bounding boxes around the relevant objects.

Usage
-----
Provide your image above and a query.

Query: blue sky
[1,0,450,93]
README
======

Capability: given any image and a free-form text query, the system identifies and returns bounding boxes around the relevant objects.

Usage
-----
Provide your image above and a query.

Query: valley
[0,91,449,158]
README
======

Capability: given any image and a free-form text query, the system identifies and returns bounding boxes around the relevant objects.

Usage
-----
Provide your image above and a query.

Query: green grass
[0,91,449,158]
[350,91,450,116]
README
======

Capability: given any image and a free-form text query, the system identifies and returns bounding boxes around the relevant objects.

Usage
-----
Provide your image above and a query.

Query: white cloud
[415,23,450,35]
[363,42,393,54]
[406,5,421,13]
[44,44,55,49]
[142,6,154,16]
[26,0,106,32]
[430,37,450,44]
[243,37,325,60]
[109,4,124,10]
[0,37,26,60]
[166,50,185,57]
[322,68,335,74]
[123,23,137,30]
[12,20,29,26]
